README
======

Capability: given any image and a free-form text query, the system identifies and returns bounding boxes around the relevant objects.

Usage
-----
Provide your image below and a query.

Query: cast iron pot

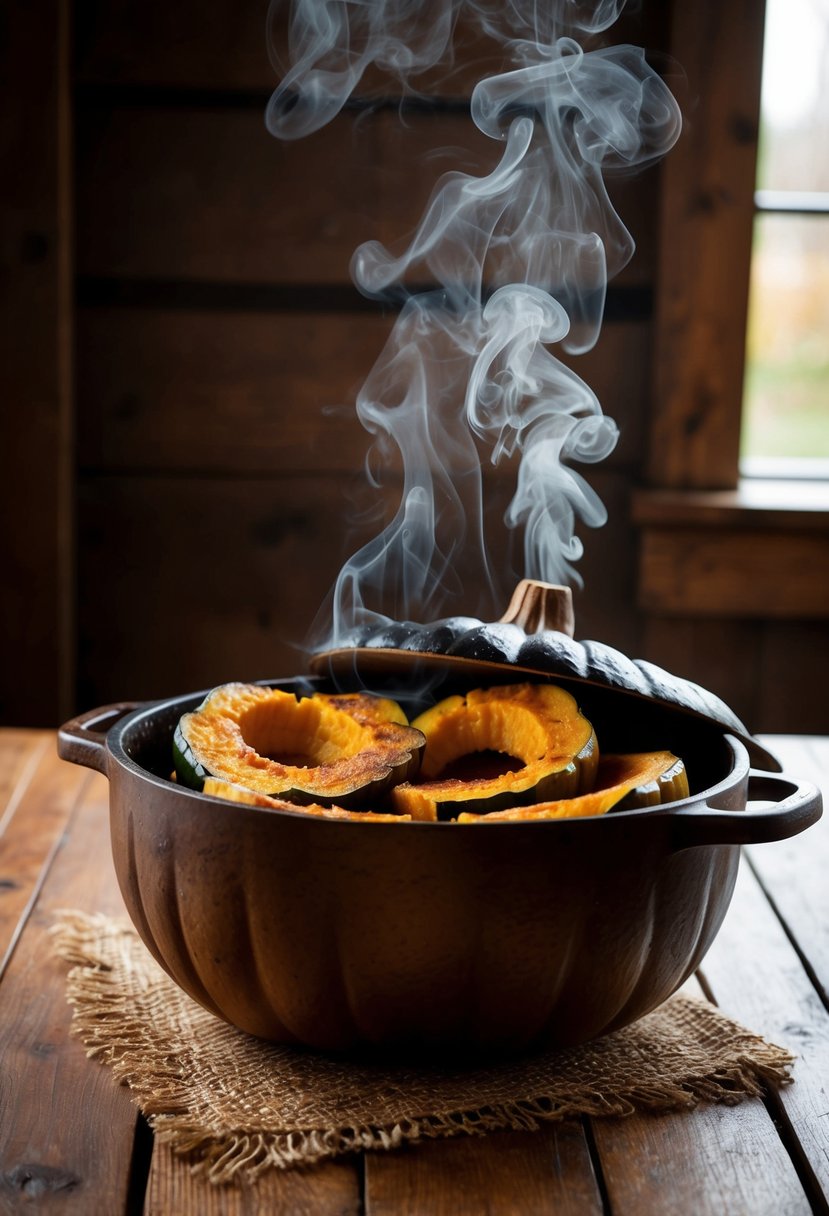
[58,662,821,1056]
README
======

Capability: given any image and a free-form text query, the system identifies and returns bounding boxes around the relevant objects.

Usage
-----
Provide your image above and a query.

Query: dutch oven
[58,581,822,1056]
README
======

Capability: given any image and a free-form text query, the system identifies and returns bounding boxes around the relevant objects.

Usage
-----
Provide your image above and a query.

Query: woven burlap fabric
[52,911,794,1185]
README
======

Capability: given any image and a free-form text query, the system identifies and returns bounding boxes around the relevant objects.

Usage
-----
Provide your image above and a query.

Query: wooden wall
[0,0,74,726]
[2,0,827,735]
[68,0,665,711]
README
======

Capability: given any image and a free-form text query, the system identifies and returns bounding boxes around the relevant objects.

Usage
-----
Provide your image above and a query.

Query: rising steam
[267,0,681,641]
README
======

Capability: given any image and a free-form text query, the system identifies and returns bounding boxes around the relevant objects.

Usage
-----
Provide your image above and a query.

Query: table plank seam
[0,769,94,983]
[0,734,52,838]
[760,1088,829,1216]
[744,851,829,1014]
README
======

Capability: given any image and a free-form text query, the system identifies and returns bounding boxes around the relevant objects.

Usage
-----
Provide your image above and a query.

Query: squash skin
[173,683,425,808]
[457,751,689,821]
[612,753,689,810]
[201,778,412,822]
[391,683,598,822]
[313,615,780,772]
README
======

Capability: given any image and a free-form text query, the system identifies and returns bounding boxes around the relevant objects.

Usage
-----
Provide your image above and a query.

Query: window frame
[740,189,829,473]
[637,0,829,627]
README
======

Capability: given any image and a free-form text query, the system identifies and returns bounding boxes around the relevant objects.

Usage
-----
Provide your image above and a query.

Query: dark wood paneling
[639,527,829,618]
[75,107,384,285]
[74,0,668,96]
[642,616,829,734]
[75,474,373,706]
[66,0,820,748]
[0,0,74,727]
[757,622,829,734]
[76,308,391,474]
[642,618,763,730]
[75,0,273,93]
[74,2,506,96]
[76,308,651,475]
[75,105,656,288]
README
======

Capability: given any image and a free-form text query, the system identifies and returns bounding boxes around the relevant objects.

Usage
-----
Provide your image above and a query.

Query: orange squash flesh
[392,683,598,822]
[457,751,688,822]
[175,684,425,806]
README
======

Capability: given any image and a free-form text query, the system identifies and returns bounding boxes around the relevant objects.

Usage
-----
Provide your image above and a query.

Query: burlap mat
[52,911,794,1185]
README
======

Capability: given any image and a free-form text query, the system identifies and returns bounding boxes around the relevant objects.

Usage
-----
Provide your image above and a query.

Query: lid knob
[499,580,575,638]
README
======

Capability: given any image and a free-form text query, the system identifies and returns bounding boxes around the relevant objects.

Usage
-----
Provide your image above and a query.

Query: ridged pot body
[101,679,747,1054]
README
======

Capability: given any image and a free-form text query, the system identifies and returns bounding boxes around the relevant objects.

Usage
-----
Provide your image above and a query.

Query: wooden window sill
[632,482,829,619]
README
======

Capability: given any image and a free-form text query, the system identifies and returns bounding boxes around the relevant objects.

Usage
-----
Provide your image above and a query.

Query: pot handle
[57,702,142,775]
[671,771,823,850]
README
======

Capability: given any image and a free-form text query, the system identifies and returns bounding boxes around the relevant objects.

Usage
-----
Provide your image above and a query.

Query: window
[741,0,829,476]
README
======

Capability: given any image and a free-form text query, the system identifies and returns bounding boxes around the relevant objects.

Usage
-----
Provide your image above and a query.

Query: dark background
[2,0,827,731]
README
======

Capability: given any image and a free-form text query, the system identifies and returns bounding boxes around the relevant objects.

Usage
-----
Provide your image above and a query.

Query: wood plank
[74,0,504,96]
[641,619,829,736]
[75,0,273,93]
[641,618,763,731]
[746,735,829,1006]
[639,527,829,619]
[365,1123,603,1216]
[593,1101,810,1216]
[0,0,74,727]
[590,934,812,1215]
[75,105,655,288]
[75,307,651,475]
[0,767,137,1213]
[74,0,667,96]
[633,485,829,531]
[0,731,51,831]
[74,473,391,707]
[146,1141,360,1216]
[76,308,390,475]
[647,3,765,489]
[757,633,829,735]
[75,106,384,285]
[0,747,90,979]
[695,742,829,1204]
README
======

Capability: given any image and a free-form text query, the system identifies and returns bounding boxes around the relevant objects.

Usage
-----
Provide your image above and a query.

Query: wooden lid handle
[499,580,575,638]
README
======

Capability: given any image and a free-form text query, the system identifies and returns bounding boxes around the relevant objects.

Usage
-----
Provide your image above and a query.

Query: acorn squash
[173,683,425,807]
[202,777,412,822]
[457,750,688,821]
[391,683,598,821]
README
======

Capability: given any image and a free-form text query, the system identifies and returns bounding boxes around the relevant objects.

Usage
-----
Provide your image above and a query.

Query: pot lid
[310,580,780,772]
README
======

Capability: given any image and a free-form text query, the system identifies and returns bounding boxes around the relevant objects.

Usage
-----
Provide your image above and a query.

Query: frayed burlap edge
[51,911,795,1185]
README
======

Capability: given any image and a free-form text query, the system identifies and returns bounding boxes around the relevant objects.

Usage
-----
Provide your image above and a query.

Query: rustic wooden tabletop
[0,729,827,1215]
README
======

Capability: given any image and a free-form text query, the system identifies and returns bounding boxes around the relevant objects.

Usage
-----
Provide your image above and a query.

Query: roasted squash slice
[202,777,412,822]
[391,683,598,821]
[457,751,688,821]
[173,683,425,807]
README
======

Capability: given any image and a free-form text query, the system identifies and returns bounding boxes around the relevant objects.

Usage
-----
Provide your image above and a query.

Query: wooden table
[1,730,827,1214]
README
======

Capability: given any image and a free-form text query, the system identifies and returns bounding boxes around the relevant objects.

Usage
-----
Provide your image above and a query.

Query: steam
[267,1,681,639]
